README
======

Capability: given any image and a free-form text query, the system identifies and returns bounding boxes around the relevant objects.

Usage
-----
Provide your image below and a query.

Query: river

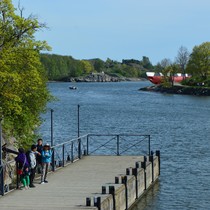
[38,81,210,210]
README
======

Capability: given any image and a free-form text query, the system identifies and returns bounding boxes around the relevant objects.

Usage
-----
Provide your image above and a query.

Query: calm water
[39,81,210,210]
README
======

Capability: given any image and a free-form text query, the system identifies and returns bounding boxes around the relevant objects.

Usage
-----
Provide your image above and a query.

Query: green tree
[81,60,94,75]
[164,63,180,87]
[140,56,153,69]
[0,0,51,147]
[186,42,210,79]
[92,58,104,72]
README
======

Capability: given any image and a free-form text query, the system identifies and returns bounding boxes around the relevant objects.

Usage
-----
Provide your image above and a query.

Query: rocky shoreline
[69,72,146,82]
[139,85,210,96]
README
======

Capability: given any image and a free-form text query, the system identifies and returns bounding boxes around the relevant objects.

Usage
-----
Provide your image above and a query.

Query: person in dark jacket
[15,148,30,190]
[28,144,40,188]
[36,138,43,174]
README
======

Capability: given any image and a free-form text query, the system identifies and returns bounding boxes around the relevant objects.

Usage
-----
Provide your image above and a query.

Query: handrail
[1,133,151,196]
[87,133,151,156]
[51,134,89,148]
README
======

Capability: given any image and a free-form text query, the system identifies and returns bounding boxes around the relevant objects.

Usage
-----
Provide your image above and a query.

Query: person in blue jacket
[40,143,52,184]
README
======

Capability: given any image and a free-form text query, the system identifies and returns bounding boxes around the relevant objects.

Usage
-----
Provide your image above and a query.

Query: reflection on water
[131,181,160,210]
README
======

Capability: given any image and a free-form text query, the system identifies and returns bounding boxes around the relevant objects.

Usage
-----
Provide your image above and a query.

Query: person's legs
[26,175,30,188]
[37,162,42,174]
[20,175,26,187]
[30,168,36,187]
[44,163,49,182]
[41,163,46,183]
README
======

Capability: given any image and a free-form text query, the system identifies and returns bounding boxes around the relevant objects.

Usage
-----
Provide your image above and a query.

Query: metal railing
[86,134,151,156]
[0,133,151,196]
[51,134,88,170]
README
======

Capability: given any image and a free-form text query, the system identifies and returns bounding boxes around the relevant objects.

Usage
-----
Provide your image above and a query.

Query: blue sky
[12,0,210,65]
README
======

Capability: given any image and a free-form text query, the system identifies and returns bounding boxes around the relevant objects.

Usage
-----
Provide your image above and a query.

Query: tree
[164,63,180,87]
[0,0,51,147]
[186,42,210,79]
[160,58,172,69]
[92,58,104,72]
[175,46,189,74]
[140,56,153,69]
[80,60,94,75]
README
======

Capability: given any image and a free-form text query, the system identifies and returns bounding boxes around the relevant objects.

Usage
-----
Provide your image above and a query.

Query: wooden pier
[0,134,160,210]
[0,154,160,210]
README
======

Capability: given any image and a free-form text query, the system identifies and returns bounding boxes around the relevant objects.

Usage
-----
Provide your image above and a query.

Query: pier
[0,134,160,210]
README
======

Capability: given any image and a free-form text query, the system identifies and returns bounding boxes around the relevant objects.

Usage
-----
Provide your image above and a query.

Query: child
[15,148,30,190]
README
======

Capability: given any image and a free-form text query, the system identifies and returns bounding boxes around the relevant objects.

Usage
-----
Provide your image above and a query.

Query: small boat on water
[69,86,77,90]
[146,72,191,85]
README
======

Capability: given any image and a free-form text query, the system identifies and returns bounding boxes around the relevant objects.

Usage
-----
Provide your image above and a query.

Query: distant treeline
[40,54,155,81]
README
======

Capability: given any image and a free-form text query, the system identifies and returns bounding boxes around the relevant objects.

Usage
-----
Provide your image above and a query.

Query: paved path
[0,156,144,210]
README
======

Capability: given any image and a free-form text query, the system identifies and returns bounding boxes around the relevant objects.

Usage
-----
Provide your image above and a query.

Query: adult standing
[15,148,30,190]
[28,144,40,188]
[36,138,43,174]
[41,143,52,184]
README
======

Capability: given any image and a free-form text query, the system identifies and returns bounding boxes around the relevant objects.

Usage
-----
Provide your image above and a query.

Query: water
[38,81,210,210]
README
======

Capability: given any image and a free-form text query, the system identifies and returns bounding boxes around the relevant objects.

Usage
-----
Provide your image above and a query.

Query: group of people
[15,139,52,190]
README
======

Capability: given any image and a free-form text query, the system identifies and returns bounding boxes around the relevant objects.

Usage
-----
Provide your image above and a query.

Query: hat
[31,144,37,150]
[44,143,50,147]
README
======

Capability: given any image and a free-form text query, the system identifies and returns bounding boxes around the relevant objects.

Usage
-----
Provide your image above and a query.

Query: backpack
[25,150,31,167]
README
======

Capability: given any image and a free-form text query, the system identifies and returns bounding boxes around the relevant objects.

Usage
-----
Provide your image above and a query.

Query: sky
[12,0,210,65]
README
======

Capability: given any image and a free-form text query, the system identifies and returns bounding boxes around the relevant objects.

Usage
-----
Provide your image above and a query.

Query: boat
[146,72,191,85]
[69,86,77,90]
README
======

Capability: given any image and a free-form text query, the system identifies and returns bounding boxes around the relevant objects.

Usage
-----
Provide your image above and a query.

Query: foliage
[0,0,52,148]
[140,56,153,69]
[186,42,210,79]
[41,55,153,80]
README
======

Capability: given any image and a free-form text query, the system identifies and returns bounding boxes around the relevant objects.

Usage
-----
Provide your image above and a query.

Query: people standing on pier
[15,148,30,190]
[28,144,40,188]
[36,138,43,174]
[41,143,52,184]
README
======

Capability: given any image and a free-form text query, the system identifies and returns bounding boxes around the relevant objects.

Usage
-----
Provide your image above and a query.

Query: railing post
[71,141,74,163]
[51,109,55,171]
[77,104,80,138]
[62,144,65,167]
[77,105,81,159]
[78,138,81,159]
[87,135,89,155]
[117,135,120,156]
[0,118,4,196]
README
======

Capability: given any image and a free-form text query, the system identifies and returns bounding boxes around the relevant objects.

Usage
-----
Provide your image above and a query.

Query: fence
[0,133,151,196]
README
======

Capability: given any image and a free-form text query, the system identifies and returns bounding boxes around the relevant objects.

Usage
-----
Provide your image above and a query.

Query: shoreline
[139,85,210,96]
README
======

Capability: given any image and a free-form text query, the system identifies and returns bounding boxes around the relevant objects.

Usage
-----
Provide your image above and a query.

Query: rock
[70,72,121,82]
[139,85,210,96]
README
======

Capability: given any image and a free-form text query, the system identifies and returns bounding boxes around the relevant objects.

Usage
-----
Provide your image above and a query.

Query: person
[36,138,43,174]
[28,144,40,188]
[41,143,52,184]
[15,148,30,190]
